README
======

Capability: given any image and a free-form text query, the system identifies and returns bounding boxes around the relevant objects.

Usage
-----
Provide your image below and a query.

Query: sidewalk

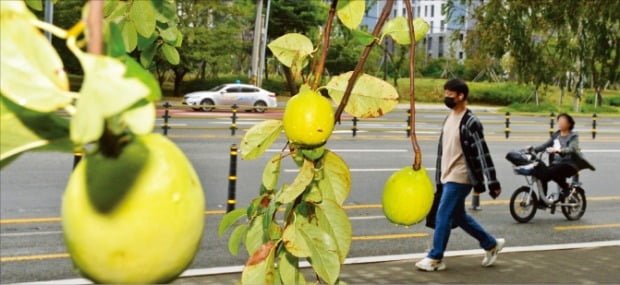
[174,245,620,284]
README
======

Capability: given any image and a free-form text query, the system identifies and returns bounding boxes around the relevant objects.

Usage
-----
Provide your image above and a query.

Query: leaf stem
[333,0,395,124]
[404,0,422,170]
[30,19,68,39]
[312,0,339,90]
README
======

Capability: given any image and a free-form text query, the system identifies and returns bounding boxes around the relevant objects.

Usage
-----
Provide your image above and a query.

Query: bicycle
[506,148,587,223]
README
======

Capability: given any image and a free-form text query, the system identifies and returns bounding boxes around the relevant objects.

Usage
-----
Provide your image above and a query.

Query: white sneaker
[482,238,505,267]
[415,257,447,271]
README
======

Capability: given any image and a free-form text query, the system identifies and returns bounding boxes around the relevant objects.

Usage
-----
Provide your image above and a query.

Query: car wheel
[200,99,215,112]
[254,101,267,113]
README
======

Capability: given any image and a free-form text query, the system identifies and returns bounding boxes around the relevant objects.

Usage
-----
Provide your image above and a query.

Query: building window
[459,33,464,41]
[459,51,464,59]
[431,5,434,17]
[438,36,444,58]
[430,21,434,33]
[417,6,421,17]
[441,3,445,15]
[394,9,397,17]
[424,5,427,16]
[440,20,444,32]
[403,8,406,16]
[427,36,432,51]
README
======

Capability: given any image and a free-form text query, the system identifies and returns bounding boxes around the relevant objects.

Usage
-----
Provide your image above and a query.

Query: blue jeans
[428,182,497,260]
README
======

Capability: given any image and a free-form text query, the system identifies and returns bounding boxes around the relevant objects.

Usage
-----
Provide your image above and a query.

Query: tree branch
[404,0,422,170]
[334,0,394,124]
[312,0,339,90]
[87,0,103,55]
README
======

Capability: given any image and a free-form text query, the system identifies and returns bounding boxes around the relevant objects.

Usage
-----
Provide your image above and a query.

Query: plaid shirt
[435,109,501,193]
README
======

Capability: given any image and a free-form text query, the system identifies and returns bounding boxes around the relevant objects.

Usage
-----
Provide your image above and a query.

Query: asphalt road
[1,109,619,283]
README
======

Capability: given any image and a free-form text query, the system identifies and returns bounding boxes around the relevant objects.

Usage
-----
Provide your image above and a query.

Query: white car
[183,83,277,112]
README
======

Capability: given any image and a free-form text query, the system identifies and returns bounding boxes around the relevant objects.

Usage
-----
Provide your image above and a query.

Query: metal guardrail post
[549,112,555,137]
[406,109,412,137]
[592,113,597,139]
[162,101,171,136]
[352,117,358,137]
[231,104,238,136]
[505,111,510,139]
[227,144,238,213]
[73,152,83,169]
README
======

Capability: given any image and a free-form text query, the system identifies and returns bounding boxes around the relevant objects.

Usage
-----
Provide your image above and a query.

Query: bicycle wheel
[510,186,538,223]
[561,188,587,221]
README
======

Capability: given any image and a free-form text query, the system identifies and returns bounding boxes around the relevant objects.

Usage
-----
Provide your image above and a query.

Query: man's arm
[471,119,501,197]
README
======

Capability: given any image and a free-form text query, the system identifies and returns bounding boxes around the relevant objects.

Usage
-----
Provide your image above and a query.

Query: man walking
[416,78,505,271]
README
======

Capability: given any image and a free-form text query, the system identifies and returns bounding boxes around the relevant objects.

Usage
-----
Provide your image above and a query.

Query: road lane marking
[1,233,431,263]
[581,149,620,153]
[554,223,620,231]
[0,231,62,237]
[1,253,69,263]
[3,196,618,225]
[349,215,386,221]
[352,233,429,241]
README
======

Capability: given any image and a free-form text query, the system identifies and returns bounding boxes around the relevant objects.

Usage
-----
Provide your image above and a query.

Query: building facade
[362,0,482,63]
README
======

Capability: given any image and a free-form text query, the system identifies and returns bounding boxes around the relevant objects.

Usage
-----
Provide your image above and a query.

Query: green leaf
[157,21,179,44]
[277,159,314,204]
[174,31,184,47]
[262,197,278,235]
[104,0,128,20]
[300,221,340,284]
[219,208,248,237]
[240,120,283,160]
[242,241,278,285]
[120,100,155,135]
[279,251,306,285]
[262,154,282,191]
[120,56,161,101]
[24,0,42,11]
[245,216,266,255]
[0,12,72,112]
[351,29,376,46]
[140,42,158,67]
[326,72,399,118]
[137,33,158,51]
[1,95,72,167]
[152,0,178,23]
[106,21,127,57]
[161,43,180,65]
[381,17,430,45]
[268,33,313,68]
[315,199,352,263]
[228,223,248,256]
[318,151,351,205]
[304,183,322,203]
[121,21,138,52]
[130,0,156,37]
[282,215,310,258]
[336,0,365,30]
[70,53,150,145]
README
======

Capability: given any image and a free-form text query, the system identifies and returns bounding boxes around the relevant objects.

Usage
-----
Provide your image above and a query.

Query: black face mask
[444,97,457,109]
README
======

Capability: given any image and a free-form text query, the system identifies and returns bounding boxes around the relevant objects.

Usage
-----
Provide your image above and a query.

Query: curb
[15,240,620,285]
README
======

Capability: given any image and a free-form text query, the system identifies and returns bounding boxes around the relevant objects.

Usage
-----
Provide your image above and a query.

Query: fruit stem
[311,0,338,90]
[333,0,395,124]
[86,0,104,55]
[405,0,422,171]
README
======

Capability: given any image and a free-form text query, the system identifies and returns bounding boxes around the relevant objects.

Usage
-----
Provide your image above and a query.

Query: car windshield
[209,85,226,91]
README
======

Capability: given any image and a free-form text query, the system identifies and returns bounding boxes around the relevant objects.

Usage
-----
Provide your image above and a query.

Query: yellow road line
[554,223,620,231]
[352,233,429,241]
[1,253,69,262]
[3,196,619,225]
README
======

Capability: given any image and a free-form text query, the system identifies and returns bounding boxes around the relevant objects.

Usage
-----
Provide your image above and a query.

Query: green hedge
[585,94,620,107]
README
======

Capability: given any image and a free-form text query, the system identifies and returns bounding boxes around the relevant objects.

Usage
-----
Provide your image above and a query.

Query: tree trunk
[282,65,298,95]
[173,68,188,97]
[199,61,206,80]
[559,85,564,106]
[534,85,540,106]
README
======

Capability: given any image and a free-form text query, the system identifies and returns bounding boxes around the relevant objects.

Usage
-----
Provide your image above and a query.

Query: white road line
[284,168,436,173]
[349,215,385,221]
[18,240,619,284]
[581,149,620,153]
[0,231,62,237]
